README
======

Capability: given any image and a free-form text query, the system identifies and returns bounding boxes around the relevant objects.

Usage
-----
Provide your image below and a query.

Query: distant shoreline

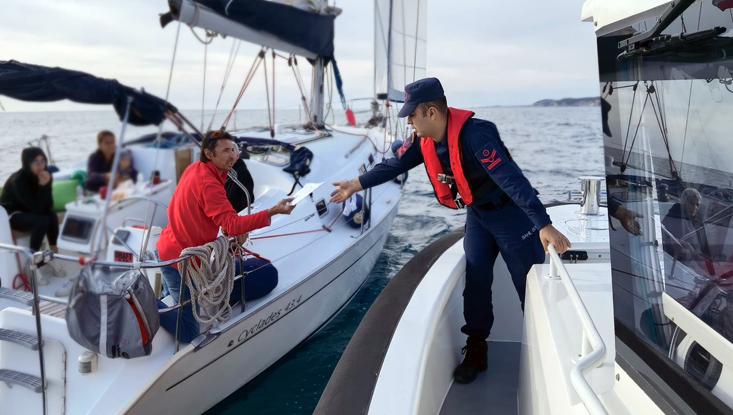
[531,97,600,107]
[0,98,601,113]
[472,97,600,109]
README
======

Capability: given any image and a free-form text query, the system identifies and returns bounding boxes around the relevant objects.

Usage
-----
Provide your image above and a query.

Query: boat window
[60,216,95,243]
[112,229,131,246]
[599,1,733,410]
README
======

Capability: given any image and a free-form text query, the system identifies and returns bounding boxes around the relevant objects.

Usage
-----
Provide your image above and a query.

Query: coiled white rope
[180,236,235,325]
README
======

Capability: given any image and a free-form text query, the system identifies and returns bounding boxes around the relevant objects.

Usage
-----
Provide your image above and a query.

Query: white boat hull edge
[124,202,399,415]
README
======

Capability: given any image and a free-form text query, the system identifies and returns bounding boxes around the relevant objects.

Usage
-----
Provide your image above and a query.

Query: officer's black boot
[452,336,488,384]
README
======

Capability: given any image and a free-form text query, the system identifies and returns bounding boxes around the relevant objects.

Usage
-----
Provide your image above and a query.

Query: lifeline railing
[0,242,49,415]
[547,244,608,415]
[0,241,213,413]
[20,238,261,348]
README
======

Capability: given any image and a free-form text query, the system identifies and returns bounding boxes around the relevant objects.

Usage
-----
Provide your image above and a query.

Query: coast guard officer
[330,77,571,384]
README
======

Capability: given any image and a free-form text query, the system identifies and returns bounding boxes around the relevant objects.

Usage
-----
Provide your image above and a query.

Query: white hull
[317,204,666,414]
[0,124,404,414]
[126,202,397,414]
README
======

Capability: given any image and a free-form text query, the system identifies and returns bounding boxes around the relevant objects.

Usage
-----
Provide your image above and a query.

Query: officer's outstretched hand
[539,224,571,254]
[330,179,363,203]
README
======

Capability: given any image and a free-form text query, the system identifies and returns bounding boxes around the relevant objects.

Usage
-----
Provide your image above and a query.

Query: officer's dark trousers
[461,203,545,340]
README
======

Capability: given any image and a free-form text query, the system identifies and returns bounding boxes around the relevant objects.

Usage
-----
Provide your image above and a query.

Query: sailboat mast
[310,57,326,127]
[373,0,377,99]
[386,0,394,101]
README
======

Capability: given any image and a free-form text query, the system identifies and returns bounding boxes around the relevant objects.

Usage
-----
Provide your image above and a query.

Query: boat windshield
[599,1,733,411]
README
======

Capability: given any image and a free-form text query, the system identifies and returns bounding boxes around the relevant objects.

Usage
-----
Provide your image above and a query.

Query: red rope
[250,227,329,240]
[242,247,271,262]
[250,206,345,241]
[13,273,31,291]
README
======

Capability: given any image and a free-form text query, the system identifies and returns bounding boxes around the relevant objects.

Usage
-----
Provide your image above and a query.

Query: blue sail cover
[0,60,170,126]
[166,0,335,58]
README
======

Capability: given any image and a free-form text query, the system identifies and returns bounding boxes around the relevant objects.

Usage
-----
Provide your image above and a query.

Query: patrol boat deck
[315,202,622,414]
[440,341,520,414]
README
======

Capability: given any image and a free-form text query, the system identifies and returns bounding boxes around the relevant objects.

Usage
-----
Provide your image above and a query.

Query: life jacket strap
[437,173,455,185]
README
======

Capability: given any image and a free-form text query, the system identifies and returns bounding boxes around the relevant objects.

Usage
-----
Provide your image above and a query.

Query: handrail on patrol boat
[547,244,608,415]
[0,242,48,415]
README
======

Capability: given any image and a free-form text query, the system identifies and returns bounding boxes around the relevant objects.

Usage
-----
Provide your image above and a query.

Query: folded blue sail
[164,0,335,58]
[0,60,170,126]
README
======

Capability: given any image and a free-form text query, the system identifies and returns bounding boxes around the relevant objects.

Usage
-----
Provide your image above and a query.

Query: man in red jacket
[157,130,294,342]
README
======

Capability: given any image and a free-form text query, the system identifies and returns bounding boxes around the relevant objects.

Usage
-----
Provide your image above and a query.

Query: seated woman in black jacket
[0,147,58,252]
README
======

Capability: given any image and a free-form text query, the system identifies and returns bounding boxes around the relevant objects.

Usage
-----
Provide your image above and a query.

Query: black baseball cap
[397,77,445,118]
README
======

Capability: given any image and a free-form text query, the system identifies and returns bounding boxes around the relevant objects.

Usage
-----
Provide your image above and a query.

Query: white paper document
[289,182,325,205]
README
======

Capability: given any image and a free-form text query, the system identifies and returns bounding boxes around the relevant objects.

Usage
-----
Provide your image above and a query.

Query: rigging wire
[401,0,407,87]
[208,40,241,131]
[647,82,679,178]
[201,42,208,131]
[412,0,421,82]
[221,49,266,130]
[272,50,277,136]
[620,82,639,162]
[323,62,335,123]
[145,21,183,258]
[323,63,332,122]
[156,20,182,143]
[679,79,695,178]
[697,0,703,31]
[621,88,650,170]
[681,14,687,33]
[385,100,394,141]
[610,83,637,90]
[263,48,274,137]
[289,55,313,123]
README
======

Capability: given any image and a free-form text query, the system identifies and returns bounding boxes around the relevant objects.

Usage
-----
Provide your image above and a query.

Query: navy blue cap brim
[397,101,418,118]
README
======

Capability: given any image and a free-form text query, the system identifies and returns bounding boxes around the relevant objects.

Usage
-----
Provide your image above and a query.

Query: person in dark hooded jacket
[0,147,58,252]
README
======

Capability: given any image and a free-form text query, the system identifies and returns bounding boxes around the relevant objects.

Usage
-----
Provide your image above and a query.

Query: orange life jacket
[420,107,475,209]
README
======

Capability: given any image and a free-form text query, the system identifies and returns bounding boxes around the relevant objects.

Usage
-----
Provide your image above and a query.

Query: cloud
[0,0,599,111]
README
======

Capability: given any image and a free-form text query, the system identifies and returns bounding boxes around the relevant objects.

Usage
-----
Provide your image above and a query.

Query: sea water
[0,106,603,413]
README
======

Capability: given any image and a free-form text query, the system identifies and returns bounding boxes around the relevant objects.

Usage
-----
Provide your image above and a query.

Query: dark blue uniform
[360,117,550,339]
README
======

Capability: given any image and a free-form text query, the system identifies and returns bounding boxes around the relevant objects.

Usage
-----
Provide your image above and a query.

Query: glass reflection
[599,0,733,407]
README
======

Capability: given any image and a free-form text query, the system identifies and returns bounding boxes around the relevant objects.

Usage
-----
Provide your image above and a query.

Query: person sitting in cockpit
[116,149,138,185]
[662,187,711,265]
[157,130,295,342]
[86,130,116,192]
[1,147,58,252]
[86,130,138,192]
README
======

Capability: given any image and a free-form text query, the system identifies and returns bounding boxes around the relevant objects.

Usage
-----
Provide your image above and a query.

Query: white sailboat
[317,1,733,414]
[0,0,428,413]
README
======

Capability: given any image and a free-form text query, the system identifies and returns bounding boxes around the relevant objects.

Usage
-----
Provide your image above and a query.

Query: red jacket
[420,108,475,209]
[157,161,271,264]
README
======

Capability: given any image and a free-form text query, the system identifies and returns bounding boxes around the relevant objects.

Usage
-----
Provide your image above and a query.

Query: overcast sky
[0,0,599,111]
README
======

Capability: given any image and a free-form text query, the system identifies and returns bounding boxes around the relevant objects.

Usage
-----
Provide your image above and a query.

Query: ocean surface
[0,106,603,414]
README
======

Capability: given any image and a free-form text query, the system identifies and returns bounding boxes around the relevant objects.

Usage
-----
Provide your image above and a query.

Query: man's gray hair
[680,187,701,206]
